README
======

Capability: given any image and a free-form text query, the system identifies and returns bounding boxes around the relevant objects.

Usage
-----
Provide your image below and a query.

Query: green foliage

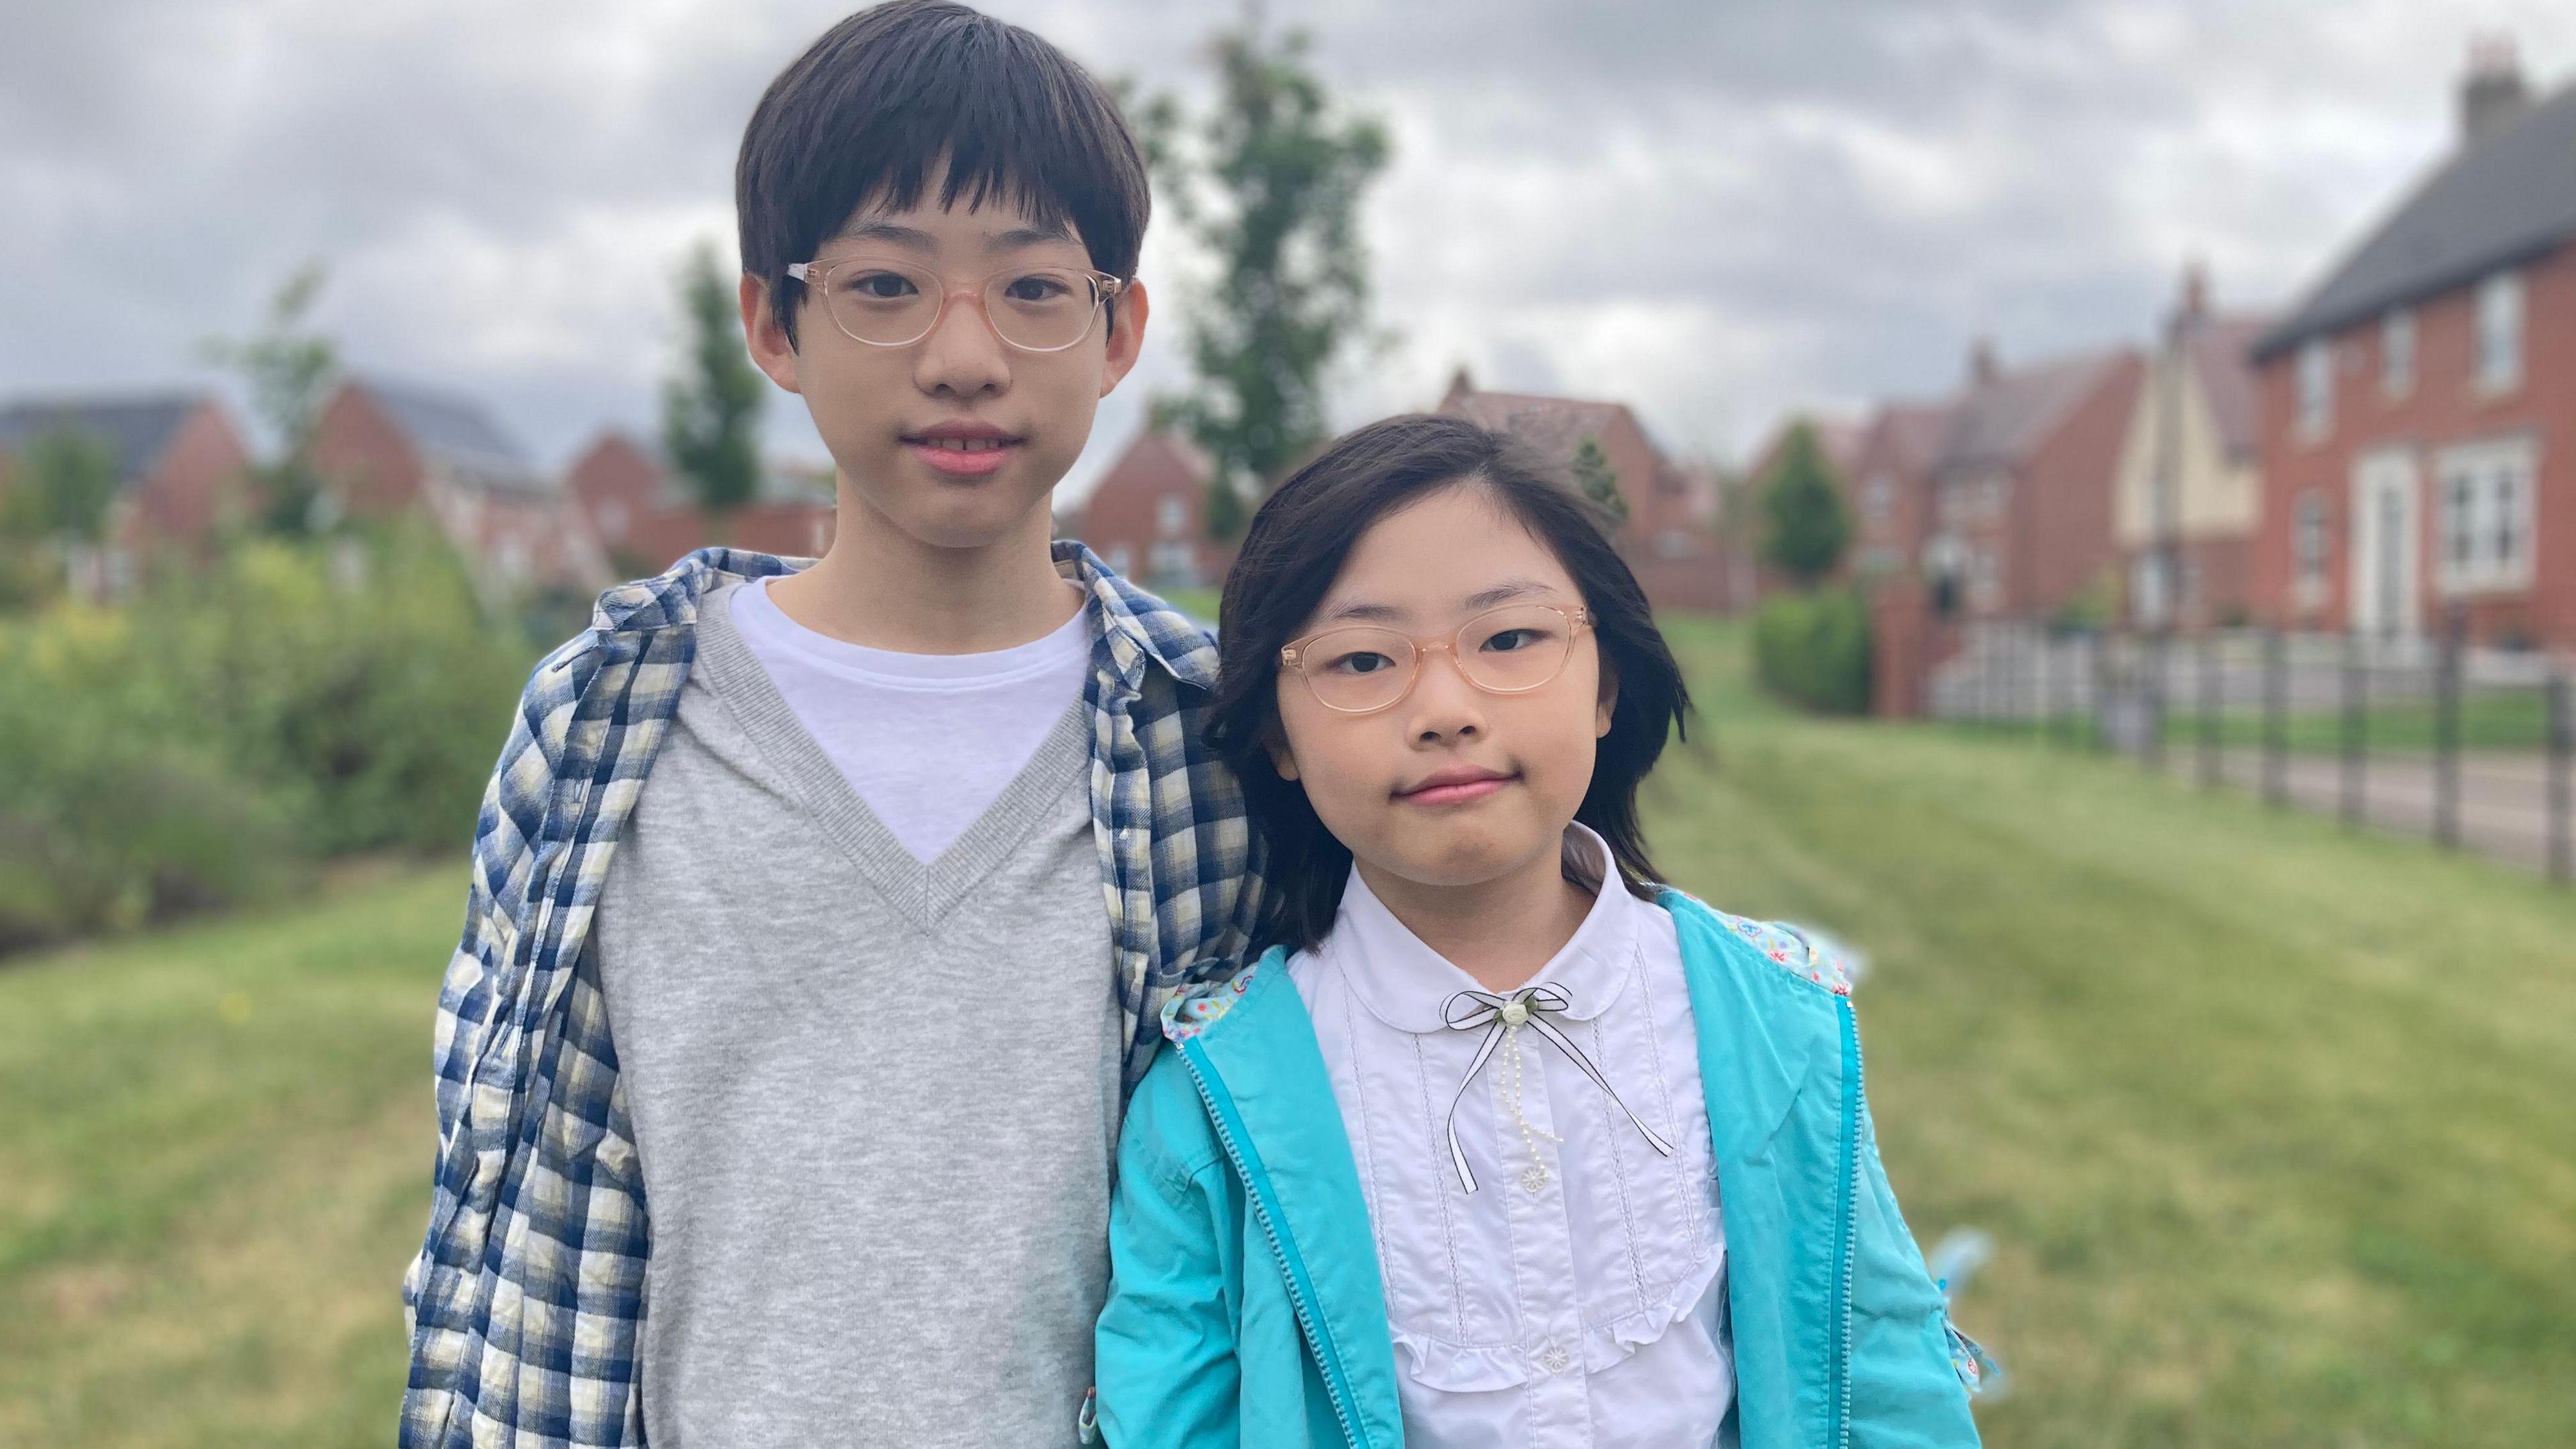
[202,262,339,536]
[2,426,119,545]
[0,529,533,953]
[663,240,765,541]
[1758,421,1851,587]
[1753,585,1872,714]
[1570,434,1627,523]
[2049,566,2120,634]
[1133,21,1389,537]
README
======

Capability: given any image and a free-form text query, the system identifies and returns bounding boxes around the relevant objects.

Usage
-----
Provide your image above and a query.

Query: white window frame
[2297,338,2333,439]
[2433,435,2538,595]
[2381,307,2414,398]
[2475,270,2524,394]
[1862,473,1894,523]
[1155,494,1188,536]
[2293,490,2330,584]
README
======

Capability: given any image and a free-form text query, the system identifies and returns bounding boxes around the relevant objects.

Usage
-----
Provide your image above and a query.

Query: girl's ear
[1266,729,1302,782]
[1595,656,1620,740]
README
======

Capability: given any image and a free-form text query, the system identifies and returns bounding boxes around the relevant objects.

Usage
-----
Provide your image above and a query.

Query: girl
[1093,415,1984,1448]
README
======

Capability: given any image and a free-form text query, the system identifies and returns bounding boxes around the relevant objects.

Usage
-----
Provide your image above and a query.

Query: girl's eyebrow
[1316,579,1558,625]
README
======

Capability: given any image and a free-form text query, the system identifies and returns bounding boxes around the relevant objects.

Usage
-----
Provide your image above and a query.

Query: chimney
[1967,337,1999,388]
[2178,260,2209,323]
[1440,364,1476,412]
[2460,35,2529,148]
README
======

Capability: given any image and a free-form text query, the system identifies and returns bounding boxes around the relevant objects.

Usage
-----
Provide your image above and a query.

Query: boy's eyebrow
[989,222,1078,253]
[830,219,939,252]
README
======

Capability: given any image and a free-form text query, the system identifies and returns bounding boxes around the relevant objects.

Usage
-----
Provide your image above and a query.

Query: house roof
[1440,388,1649,464]
[2182,312,2269,460]
[1937,350,2129,472]
[356,376,552,495]
[1860,401,1956,481]
[2255,78,2576,358]
[0,392,205,484]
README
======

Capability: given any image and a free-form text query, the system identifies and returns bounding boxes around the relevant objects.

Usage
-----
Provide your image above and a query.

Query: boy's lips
[903,422,1026,478]
[1394,765,1516,807]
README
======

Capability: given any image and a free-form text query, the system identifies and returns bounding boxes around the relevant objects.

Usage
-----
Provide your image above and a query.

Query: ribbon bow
[1440,983,1675,1194]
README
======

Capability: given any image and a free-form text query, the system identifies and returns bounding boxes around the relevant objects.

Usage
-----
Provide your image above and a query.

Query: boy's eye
[999,272,1077,305]
[844,270,921,301]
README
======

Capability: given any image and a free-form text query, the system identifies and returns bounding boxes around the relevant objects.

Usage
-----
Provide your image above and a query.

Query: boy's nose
[912,294,1011,397]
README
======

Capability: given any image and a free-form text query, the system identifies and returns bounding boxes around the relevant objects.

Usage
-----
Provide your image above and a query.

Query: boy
[398,5,1260,1445]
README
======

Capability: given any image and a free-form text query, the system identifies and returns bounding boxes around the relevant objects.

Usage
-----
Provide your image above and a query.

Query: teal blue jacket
[1094,889,1983,1449]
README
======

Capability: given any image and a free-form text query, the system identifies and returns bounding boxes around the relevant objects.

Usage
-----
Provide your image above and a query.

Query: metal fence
[1925,621,2576,883]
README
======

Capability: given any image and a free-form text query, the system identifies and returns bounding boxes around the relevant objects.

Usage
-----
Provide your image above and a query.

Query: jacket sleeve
[1095,1073,1244,1449]
[1845,1093,1985,1449]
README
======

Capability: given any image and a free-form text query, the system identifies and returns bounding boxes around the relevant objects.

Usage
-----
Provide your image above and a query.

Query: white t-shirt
[1286,824,1733,1449]
[728,576,1092,863]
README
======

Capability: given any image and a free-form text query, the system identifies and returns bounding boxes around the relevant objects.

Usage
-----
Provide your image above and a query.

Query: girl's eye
[1483,628,1539,653]
[1324,649,1397,676]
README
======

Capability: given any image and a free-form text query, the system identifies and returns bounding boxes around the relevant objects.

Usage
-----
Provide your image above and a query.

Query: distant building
[0,392,251,590]
[2251,40,2576,649]
[566,430,836,576]
[2112,266,2270,631]
[309,376,610,604]
[1436,368,1729,611]
[1061,425,1228,588]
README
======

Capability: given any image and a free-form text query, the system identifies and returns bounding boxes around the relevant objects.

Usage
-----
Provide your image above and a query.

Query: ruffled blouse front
[1286,826,1733,1448]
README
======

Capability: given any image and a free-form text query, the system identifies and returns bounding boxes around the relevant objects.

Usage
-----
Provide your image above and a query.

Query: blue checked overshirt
[398,542,1263,1448]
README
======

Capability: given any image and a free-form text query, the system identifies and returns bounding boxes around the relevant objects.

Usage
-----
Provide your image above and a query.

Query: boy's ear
[1595,657,1619,739]
[739,273,803,394]
[1099,278,1150,398]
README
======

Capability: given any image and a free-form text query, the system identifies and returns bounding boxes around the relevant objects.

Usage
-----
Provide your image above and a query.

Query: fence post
[2433,612,2462,850]
[2143,631,2166,773]
[2263,627,2288,808]
[2340,629,2365,830]
[2549,669,2571,885]
[2198,632,2221,790]
[2090,630,2110,752]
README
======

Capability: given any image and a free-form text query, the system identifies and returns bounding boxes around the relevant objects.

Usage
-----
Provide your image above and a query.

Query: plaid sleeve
[401,633,652,1448]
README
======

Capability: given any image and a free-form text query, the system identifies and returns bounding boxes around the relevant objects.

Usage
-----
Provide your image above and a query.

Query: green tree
[1135,18,1389,539]
[1570,435,1627,524]
[1759,421,1851,588]
[662,240,765,544]
[1,425,121,600]
[203,262,339,536]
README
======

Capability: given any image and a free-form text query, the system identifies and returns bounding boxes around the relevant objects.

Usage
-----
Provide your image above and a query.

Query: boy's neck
[764,489,1083,655]
[1356,842,1595,996]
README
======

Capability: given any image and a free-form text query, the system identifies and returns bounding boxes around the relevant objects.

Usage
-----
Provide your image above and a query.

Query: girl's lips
[1397,775,1512,807]
[907,438,1020,478]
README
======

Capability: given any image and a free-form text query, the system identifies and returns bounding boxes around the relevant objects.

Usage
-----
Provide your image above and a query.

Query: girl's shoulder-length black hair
[1206,411,1694,956]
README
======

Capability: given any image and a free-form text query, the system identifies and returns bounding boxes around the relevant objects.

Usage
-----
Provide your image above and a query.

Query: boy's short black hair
[737,0,1150,347]
[1207,413,1695,955]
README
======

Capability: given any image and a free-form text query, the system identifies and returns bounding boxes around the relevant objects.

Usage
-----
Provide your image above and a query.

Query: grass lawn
[3,616,2570,1446]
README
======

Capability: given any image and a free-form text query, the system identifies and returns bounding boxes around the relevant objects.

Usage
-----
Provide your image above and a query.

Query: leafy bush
[0,525,537,955]
[1754,586,1872,715]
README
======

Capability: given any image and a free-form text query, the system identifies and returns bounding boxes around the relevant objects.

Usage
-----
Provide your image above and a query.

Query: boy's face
[740,168,1148,552]
[1267,484,1617,898]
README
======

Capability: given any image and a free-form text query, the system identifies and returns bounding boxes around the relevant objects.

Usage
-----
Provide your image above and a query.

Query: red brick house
[310,377,610,604]
[565,430,837,576]
[1062,425,1230,588]
[0,392,252,588]
[2250,44,2576,651]
[1436,368,1729,611]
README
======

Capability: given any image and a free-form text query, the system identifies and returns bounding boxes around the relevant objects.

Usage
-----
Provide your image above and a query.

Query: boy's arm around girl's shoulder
[1096,1049,1247,1449]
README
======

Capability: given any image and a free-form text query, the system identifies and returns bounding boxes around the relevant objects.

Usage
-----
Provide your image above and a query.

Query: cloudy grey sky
[3,0,2570,502]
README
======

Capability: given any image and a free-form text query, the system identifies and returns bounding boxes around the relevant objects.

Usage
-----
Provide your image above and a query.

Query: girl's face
[1269,483,1616,896]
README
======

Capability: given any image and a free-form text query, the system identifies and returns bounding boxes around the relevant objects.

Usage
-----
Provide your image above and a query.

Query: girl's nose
[1408,649,1487,743]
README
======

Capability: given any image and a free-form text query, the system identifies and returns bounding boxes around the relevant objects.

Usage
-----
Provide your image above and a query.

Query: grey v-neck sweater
[595,582,1119,1448]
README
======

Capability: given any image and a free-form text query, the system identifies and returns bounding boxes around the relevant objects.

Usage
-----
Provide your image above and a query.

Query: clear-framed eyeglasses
[784,255,1125,354]
[1280,604,1597,716]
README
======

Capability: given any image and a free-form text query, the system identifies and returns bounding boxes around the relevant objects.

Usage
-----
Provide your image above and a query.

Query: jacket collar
[1660,888,1836,1163]
[582,540,1218,696]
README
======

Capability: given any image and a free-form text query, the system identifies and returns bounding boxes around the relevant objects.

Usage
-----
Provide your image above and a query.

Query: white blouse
[1287,826,1733,1449]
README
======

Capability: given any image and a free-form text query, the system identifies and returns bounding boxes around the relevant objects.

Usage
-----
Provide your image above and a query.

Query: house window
[1862,474,1894,523]
[2297,339,2333,436]
[2294,491,2329,583]
[2476,271,2524,392]
[2434,437,2537,593]
[2381,308,2414,397]
[1105,543,1134,576]
[1156,495,1188,536]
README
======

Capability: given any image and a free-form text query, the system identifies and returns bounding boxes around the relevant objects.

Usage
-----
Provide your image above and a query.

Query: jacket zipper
[1177,1038,1372,1449]
[1830,996,1863,1449]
